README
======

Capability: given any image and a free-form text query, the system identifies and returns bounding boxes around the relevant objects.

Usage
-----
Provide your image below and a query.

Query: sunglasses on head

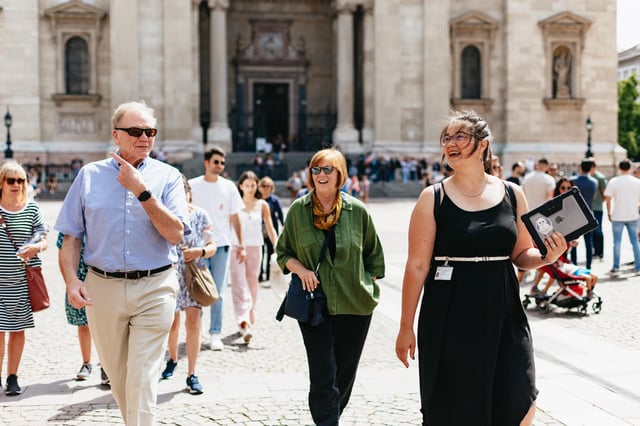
[115,127,158,138]
[310,166,335,175]
[5,177,26,185]
[211,159,226,166]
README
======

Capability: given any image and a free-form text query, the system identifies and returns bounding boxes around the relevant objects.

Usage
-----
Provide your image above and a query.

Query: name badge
[434,266,453,281]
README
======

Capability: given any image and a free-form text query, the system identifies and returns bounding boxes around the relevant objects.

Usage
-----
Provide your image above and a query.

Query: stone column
[361,1,375,150]
[332,2,360,153]
[423,0,450,150]
[110,0,139,110]
[208,0,231,151]
[163,0,193,143]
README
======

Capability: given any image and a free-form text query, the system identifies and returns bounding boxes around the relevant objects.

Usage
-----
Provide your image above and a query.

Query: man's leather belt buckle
[91,264,172,279]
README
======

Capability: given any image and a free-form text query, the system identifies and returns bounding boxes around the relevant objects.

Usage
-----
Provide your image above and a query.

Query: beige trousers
[85,268,178,426]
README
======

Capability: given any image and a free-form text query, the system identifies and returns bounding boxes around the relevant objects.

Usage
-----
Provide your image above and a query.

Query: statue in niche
[553,52,572,98]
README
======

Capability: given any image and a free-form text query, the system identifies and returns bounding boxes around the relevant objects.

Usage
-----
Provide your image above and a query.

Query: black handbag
[276,228,332,326]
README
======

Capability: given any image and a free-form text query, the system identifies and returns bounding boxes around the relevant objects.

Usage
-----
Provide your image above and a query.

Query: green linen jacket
[276,191,385,316]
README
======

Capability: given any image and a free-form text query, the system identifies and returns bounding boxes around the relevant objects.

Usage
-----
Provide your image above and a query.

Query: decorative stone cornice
[43,0,107,39]
[450,11,499,49]
[208,0,229,11]
[334,1,358,14]
[451,98,494,112]
[51,93,103,107]
[538,11,592,51]
[234,19,308,67]
[542,97,586,110]
[43,0,106,21]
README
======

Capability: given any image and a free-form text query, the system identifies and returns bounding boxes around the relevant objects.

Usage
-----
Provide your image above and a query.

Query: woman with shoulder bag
[0,160,48,395]
[276,148,385,425]
[161,176,216,395]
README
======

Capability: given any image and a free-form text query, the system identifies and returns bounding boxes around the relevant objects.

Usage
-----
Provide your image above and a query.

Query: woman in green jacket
[276,148,385,425]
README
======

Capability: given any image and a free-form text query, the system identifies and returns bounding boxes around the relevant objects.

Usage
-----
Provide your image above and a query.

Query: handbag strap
[314,226,334,276]
[0,214,20,252]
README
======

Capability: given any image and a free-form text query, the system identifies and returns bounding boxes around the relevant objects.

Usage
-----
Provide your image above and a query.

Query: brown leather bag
[25,265,50,312]
[0,215,50,312]
[184,261,218,307]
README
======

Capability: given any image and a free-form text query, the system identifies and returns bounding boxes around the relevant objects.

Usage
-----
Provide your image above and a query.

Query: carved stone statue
[554,53,572,98]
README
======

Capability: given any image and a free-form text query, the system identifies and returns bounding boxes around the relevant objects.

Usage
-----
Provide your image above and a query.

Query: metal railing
[229,111,336,153]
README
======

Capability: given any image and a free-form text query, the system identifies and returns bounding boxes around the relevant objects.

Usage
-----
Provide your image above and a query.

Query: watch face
[138,190,151,202]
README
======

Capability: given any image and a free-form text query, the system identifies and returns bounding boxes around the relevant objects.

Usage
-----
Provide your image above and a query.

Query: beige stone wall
[0,0,620,169]
[501,1,619,168]
[1,0,42,164]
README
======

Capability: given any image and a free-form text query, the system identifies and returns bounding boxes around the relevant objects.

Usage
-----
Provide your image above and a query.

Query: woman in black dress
[395,111,567,425]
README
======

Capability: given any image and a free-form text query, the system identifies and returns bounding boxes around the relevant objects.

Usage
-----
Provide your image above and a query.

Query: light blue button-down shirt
[54,156,189,272]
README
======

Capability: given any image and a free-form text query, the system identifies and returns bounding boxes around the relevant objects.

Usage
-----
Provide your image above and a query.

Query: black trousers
[260,236,274,280]
[299,313,372,426]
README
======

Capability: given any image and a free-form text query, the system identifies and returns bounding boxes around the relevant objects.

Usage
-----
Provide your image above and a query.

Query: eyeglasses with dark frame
[310,166,335,175]
[115,127,158,138]
[211,159,226,166]
[441,131,473,146]
[559,185,572,191]
[5,177,26,185]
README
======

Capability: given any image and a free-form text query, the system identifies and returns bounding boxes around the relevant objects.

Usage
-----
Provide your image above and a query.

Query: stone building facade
[0,0,620,169]
[619,44,640,81]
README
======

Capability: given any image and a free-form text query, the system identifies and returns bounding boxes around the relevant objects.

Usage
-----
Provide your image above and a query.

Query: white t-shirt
[604,174,640,222]
[521,171,556,209]
[189,175,244,246]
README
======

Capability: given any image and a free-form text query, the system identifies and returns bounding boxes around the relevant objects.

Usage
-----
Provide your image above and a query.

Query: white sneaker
[209,334,224,351]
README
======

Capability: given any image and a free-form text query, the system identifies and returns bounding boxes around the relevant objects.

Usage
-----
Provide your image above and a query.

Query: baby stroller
[522,261,603,315]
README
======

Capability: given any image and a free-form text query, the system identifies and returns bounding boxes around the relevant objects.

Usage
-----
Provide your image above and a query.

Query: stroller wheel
[540,302,550,313]
[522,298,530,309]
[592,301,603,314]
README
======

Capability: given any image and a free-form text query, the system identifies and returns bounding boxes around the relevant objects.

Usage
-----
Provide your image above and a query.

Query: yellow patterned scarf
[311,191,342,230]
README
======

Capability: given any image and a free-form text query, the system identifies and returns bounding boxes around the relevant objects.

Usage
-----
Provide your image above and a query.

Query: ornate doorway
[253,83,289,149]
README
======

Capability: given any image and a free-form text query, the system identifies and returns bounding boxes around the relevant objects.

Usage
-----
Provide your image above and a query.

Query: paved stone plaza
[1,199,640,425]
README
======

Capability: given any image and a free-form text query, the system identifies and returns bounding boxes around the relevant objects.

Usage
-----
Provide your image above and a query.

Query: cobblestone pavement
[1,199,639,425]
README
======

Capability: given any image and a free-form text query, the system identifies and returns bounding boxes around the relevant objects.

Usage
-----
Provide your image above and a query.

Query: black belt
[90,264,172,279]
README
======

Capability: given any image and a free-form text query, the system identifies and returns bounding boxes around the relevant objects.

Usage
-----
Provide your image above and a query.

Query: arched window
[461,45,481,99]
[65,37,89,95]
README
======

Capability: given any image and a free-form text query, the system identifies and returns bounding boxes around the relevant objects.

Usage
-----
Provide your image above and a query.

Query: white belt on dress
[434,256,510,262]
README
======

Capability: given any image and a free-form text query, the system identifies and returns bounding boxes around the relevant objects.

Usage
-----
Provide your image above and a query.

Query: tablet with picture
[521,186,598,255]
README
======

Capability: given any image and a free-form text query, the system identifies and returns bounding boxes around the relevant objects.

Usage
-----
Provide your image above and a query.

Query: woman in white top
[230,171,277,342]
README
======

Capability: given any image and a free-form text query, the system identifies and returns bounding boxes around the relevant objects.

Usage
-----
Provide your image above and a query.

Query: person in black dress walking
[395,110,567,425]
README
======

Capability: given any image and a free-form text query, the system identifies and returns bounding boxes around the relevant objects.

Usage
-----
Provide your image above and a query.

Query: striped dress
[0,202,46,331]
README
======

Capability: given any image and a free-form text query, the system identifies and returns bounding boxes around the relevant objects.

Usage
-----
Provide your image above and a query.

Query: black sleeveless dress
[417,185,537,425]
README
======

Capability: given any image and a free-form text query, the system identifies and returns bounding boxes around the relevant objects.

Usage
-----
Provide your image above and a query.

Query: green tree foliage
[618,74,640,160]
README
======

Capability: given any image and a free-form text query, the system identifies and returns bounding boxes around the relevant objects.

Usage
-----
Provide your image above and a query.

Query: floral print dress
[175,205,213,310]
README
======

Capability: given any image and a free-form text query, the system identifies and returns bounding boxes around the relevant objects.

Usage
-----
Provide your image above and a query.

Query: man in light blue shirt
[55,101,188,426]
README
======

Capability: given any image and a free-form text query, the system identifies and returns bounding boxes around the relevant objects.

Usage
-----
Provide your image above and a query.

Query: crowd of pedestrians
[4,101,640,425]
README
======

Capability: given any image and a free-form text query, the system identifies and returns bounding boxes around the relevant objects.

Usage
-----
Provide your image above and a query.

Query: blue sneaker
[161,359,177,380]
[186,374,203,395]
[76,363,92,381]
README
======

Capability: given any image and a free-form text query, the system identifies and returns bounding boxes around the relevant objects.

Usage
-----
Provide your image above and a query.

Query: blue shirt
[571,174,598,210]
[54,156,189,272]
